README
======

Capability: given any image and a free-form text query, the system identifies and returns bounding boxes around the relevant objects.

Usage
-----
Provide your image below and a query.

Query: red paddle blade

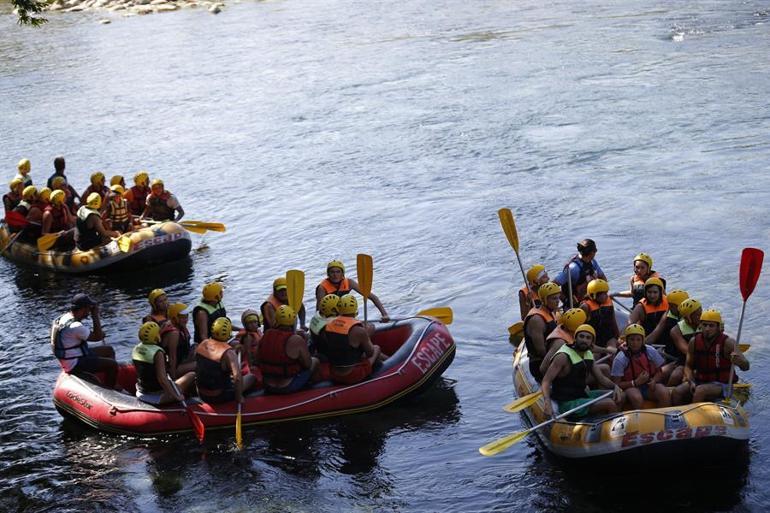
[188,407,205,444]
[740,248,764,301]
[4,211,28,228]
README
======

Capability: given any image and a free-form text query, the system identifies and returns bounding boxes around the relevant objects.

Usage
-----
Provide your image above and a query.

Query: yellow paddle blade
[184,224,208,234]
[37,233,59,252]
[116,235,132,253]
[182,220,226,232]
[236,407,243,450]
[739,343,750,353]
[508,322,524,336]
[734,383,751,390]
[503,391,543,413]
[356,253,373,298]
[286,269,305,314]
[497,208,520,254]
[479,428,530,456]
[417,307,453,325]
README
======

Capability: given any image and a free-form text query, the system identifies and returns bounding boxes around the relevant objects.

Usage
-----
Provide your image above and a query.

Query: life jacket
[523,306,557,380]
[258,329,303,378]
[236,328,262,363]
[127,185,148,216]
[323,316,366,366]
[309,312,331,336]
[260,295,285,330]
[640,296,669,337]
[581,297,616,348]
[319,278,351,296]
[44,204,68,232]
[519,285,541,314]
[83,185,110,204]
[621,347,657,383]
[561,255,599,302]
[108,197,130,225]
[692,333,732,383]
[192,300,227,343]
[50,313,89,366]
[164,323,192,365]
[2,192,20,215]
[147,191,175,221]
[546,325,574,352]
[131,343,165,394]
[22,202,44,241]
[630,271,664,306]
[195,339,233,392]
[14,200,31,217]
[550,344,594,402]
[75,206,102,250]
[15,173,32,187]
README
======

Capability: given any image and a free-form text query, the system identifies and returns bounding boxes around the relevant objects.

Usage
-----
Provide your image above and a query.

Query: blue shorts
[136,390,165,405]
[265,369,312,395]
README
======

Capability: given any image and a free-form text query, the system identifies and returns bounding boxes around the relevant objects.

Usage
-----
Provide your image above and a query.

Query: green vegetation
[14,0,49,26]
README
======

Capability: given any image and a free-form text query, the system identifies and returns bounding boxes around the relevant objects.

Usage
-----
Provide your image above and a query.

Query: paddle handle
[726,300,747,400]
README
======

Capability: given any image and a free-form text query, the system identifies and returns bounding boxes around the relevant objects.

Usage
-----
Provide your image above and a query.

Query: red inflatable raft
[53,316,455,436]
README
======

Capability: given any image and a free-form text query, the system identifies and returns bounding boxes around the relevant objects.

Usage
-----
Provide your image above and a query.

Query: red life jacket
[147,191,174,221]
[44,204,68,232]
[258,329,302,378]
[693,333,732,383]
[319,278,351,296]
[622,347,657,383]
[127,185,148,215]
[237,328,263,362]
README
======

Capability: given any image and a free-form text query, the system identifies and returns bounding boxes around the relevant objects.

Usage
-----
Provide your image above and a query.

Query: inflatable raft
[53,316,456,436]
[0,221,191,273]
[509,337,750,464]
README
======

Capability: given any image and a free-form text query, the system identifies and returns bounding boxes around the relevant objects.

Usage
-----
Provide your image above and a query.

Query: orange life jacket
[319,278,351,296]
[640,296,669,336]
[546,325,574,349]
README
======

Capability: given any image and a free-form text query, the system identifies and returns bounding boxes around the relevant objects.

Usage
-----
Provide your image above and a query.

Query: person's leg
[91,345,115,359]
[654,384,672,407]
[693,383,722,403]
[175,371,196,395]
[672,383,692,405]
[589,398,621,415]
[667,365,684,386]
[626,387,644,409]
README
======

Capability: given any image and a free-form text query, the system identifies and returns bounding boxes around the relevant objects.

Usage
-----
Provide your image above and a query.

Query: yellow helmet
[319,294,340,317]
[38,187,52,203]
[138,321,161,344]
[202,282,224,302]
[644,277,665,292]
[337,294,358,316]
[700,308,723,325]
[623,323,646,339]
[633,252,653,269]
[586,279,609,300]
[50,189,65,206]
[562,308,587,333]
[666,289,689,307]
[241,308,261,327]
[211,317,233,341]
[22,185,38,201]
[151,178,164,188]
[110,175,124,186]
[526,264,546,284]
[17,158,31,173]
[90,171,105,185]
[86,192,102,209]
[275,305,297,327]
[168,303,189,320]
[537,282,561,303]
[574,324,596,339]
[273,277,288,291]
[134,171,149,186]
[678,298,702,318]
[51,176,66,189]
[110,184,125,195]
[148,288,166,306]
[9,177,23,191]
[327,260,345,274]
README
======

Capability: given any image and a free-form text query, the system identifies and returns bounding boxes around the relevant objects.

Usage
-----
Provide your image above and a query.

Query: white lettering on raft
[132,232,183,251]
[410,332,452,374]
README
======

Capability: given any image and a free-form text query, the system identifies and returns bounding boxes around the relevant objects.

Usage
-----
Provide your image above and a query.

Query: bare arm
[164,331,180,379]
[262,303,276,330]
[286,334,313,369]
[683,339,696,383]
[670,325,688,355]
[526,316,547,359]
[540,338,564,377]
[41,211,53,234]
[86,306,105,341]
[592,361,616,389]
[724,337,749,372]
[350,279,389,320]
[541,353,568,417]
[174,204,184,222]
[519,290,532,320]
[225,351,243,402]
[298,303,307,330]
[194,310,208,342]
[315,285,326,311]
[154,351,182,401]
[628,304,644,325]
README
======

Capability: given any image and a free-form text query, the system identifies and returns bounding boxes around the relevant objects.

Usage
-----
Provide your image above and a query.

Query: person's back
[195,318,238,404]
[258,306,317,394]
[192,282,227,343]
[3,178,23,215]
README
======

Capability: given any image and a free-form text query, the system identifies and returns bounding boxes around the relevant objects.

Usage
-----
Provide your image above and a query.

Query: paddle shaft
[168,376,205,443]
[565,262,574,309]
[611,296,632,313]
[514,251,537,312]
[726,300,747,399]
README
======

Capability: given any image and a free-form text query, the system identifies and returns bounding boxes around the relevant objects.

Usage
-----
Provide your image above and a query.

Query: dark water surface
[2,0,770,511]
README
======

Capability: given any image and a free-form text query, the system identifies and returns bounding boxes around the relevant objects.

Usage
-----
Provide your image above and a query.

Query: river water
[2,0,770,511]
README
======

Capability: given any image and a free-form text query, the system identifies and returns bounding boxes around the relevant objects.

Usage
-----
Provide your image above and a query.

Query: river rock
[99,18,111,23]
[155,3,180,10]
[48,1,64,10]
[132,4,155,14]
[208,3,221,13]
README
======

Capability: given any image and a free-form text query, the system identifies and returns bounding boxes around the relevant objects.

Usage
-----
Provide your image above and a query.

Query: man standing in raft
[676,308,749,403]
[540,323,624,419]
[50,293,119,389]
[523,282,560,382]
[553,239,606,307]
[315,260,390,321]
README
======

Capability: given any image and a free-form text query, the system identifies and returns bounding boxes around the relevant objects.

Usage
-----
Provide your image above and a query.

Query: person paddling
[540,323,624,419]
[132,321,195,405]
[46,156,81,208]
[518,264,550,320]
[675,309,749,403]
[523,282,561,382]
[50,293,118,389]
[553,239,606,307]
[611,253,666,306]
[315,260,390,321]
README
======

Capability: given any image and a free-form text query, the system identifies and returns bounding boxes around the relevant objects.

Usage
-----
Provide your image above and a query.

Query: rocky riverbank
[45,0,228,16]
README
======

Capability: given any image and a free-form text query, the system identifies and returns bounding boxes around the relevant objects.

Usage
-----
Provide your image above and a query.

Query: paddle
[181,220,226,232]
[508,321,524,347]
[416,307,452,324]
[503,391,543,413]
[498,208,537,310]
[611,296,632,314]
[235,352,243,450]
[726,248,764,402]
[169,377,205,443]
[286,269,305,316]
[357,253,373,325]
[480,390,613,456]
